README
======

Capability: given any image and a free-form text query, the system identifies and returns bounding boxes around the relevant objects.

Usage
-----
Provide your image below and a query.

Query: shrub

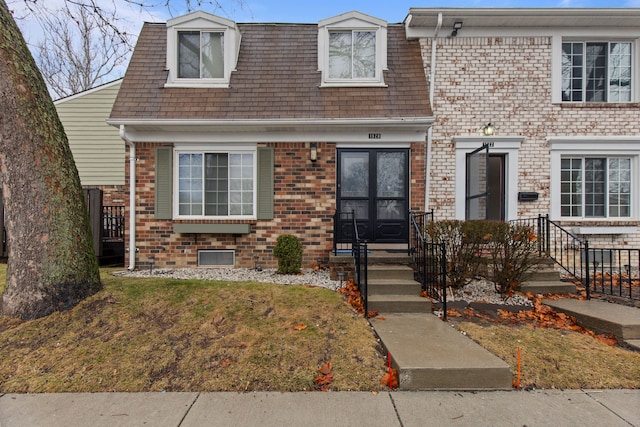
[426,220,484,289]
[480,221,540,297]
[426,220,540,296]
[273,234,303,274]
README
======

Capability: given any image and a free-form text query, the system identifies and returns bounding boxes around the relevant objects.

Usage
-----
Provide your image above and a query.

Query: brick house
[108,11,433,269]
[405,8,640,248]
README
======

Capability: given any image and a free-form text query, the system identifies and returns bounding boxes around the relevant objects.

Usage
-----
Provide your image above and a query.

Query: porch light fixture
[482,123,495,136]
[451,21,463,37]
[310,144,318,162]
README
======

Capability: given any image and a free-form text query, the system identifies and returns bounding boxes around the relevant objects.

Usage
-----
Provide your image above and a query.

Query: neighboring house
[108,11,433,269]
[54,79,126,206]
[404,8,640,247]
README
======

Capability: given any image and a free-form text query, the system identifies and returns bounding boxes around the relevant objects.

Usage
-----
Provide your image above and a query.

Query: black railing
[513,215,639,302]
[103,206,125,241]
[333,210,354,255]
[409,210,447,319]
[351,212,369,317]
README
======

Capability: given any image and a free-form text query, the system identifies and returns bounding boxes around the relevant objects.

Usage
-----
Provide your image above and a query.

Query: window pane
[178,31,200,78]
[353,31,375,78]
[201,32,224,78]
[585,43,607,102]
[178,153,203,215]
[584,158,605,217]
[329,32,352,79]
[609,42,632,102]
[562,42,583,102]
[560,157,582,217]
[608,157,631,217]
[205,153,228,216]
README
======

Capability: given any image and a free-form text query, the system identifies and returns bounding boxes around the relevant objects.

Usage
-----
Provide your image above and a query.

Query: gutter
[425,12,442,211]
[120,125,136,270]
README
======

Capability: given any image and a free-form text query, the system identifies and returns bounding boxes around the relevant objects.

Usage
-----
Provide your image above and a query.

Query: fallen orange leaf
[293,323,307,331]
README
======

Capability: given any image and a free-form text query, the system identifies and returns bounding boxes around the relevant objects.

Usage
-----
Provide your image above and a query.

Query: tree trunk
[0,0,101,320]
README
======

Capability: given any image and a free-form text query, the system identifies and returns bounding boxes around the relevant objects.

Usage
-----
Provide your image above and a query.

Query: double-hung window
[178,31,224,79]
[328,30,376,80]
[562,41,632,103]
[177,151,255,218]
[560,157,631,218]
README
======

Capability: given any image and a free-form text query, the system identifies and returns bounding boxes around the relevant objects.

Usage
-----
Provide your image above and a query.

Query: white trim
[54,79,122,104]
[453,137,522,221]
[574,226,637,235]
[548,137,640,221]
[172,145,258,221]
[107,118,433,144]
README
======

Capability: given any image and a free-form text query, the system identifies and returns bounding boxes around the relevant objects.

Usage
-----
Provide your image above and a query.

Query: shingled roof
[110,22,431,121]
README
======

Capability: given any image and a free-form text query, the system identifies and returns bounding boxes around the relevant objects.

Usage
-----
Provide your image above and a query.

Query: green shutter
[256,147,274,220]
[155,146,173,219]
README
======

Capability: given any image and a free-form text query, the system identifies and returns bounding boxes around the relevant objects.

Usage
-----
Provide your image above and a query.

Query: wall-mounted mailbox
[518,192,539,202]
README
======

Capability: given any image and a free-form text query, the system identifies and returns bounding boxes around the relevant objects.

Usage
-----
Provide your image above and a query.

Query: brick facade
[125,141,427,269]
[420,36,640,247]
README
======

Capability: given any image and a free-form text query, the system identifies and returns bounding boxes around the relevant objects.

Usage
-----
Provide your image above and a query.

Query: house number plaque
[368,133,382,139]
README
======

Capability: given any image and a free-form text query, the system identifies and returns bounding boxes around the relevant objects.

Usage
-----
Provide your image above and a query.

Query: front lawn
[0,266,386,392]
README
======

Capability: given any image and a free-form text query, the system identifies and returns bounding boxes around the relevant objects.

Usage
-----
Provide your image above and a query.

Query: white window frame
[173,144,257,220]
[549,137,639,222]
[165,11,240,88]
[453,137,522,221]
[318,11,387,87]
[551,35,639,104]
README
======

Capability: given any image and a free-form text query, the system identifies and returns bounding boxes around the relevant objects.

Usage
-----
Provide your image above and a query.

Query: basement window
[198,250,235,267]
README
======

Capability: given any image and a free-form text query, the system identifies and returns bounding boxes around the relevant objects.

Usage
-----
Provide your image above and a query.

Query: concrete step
[367,265,414,281]
[625,339,640,352]
[543,298,640,342]
[520,280,576,295]
[371,313,512,390]
[368,294,431,313]
[527,269,561,282]
[368,279,422,296]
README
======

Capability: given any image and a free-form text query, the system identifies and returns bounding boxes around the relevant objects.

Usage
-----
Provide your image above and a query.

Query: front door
[465,144,506,221]
[337,149,409,243]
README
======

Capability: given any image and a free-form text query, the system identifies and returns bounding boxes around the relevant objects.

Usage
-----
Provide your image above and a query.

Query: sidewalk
[1,390,638,427]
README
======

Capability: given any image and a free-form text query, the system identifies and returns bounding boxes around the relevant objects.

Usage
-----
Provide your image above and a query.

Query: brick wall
[420,36,640,246]
[125,141,427,269]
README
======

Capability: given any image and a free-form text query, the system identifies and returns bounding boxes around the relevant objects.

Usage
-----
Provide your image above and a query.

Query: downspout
[120,125,136,270]
[425,12,442,211]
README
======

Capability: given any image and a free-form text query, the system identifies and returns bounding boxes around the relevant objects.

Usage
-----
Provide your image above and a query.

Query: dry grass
[457,321,640,389]
[0,267,386,393]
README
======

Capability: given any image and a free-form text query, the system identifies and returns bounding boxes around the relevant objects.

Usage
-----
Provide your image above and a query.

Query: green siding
[55,80,124,186]
[155,147,173,219]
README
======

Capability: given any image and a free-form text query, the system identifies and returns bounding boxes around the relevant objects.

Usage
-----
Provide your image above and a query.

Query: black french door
[336,149,409,243]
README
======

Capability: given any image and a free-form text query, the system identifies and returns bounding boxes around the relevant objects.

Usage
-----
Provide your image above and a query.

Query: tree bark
[0,0,101,320]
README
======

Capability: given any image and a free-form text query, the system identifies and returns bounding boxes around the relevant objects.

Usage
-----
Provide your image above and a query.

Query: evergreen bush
[273,234,303,274]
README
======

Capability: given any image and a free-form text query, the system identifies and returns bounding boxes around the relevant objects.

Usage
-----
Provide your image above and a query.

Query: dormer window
[329,30,376,79]
[166,11,240,88]
[319,11,387,87]
[178,31,224,79]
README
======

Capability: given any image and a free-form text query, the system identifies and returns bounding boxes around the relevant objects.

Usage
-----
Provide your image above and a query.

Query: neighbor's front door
[337,149,409,243]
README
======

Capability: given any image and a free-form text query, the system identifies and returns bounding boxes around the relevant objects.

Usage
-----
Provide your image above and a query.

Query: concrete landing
[544,298,640,345]
[520,280,576,295]
[370,313,512,390]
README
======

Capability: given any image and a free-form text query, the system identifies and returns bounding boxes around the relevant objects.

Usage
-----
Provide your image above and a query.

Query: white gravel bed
[112,267,343,291]
[448,279,533,307]
[113,268,532,306]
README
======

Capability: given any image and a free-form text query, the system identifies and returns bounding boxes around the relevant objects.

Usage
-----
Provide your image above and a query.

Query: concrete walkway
[1,390,638,427]
[544,298,640,350]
